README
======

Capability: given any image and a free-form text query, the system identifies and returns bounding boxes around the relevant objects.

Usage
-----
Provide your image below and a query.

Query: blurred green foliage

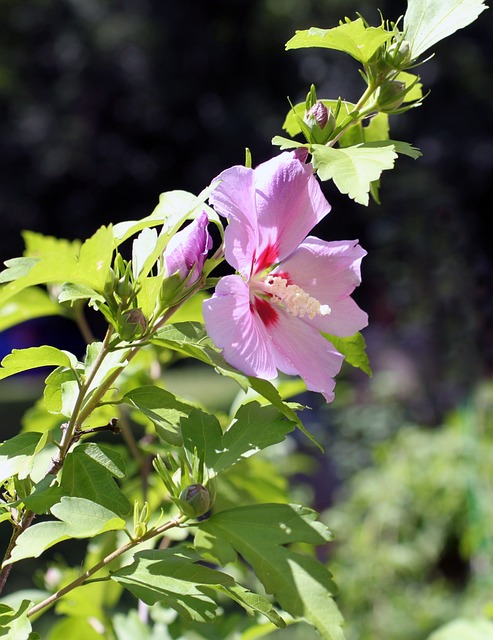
[323,381,493,640]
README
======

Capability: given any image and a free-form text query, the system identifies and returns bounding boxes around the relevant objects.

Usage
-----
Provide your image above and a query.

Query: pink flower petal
[275,237,368,336]
[267,311,344,402]
[209,166,258,277]
[202,275,277,379]
[253,152,331,264]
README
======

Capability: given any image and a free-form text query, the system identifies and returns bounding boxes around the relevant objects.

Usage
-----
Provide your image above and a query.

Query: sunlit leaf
[0,599,34,640]
[311,142,398,205]
[0,432,49,485]
[323,331,372,376]
[286,18,394,64]
[0,288,61,332]
[404,0,488,59]
[0,346,77,381]
[427,617,493,640]
[5,497,126,564]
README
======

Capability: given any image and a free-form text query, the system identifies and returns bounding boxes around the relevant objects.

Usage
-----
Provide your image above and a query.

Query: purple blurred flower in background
[203,151,368,401]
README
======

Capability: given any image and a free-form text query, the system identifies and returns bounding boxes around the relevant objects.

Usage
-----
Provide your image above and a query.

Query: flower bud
[374,80,407,112]
[385,40,412,69]
[303,101,336,145]
[178,483,212,518]
[118,308,147,341]
[163,212,212,286]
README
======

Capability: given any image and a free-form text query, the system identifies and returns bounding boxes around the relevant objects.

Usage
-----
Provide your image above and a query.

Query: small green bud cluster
[103,254,147,341]
[153,454,213,520]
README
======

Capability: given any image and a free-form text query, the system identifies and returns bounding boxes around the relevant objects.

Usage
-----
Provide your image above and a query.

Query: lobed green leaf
[323,331,372,376]
[195,504,343,640]
[311,142,398,205]
[181,402,295,479]
[286,18,394,64]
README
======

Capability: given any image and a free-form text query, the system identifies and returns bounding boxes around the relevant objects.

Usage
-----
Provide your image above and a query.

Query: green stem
[27,514,187,618]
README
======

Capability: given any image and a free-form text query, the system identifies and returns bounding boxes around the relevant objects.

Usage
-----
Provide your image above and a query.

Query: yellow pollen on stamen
[264,276,331,319]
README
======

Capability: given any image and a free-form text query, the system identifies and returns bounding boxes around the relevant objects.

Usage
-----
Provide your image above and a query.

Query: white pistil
[263,276,331,319]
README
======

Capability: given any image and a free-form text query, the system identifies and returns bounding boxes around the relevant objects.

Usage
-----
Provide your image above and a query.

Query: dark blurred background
[0,0,492,424]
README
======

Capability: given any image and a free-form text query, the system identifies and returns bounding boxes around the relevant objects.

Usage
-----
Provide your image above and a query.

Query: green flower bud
[118,308,147,341]
[178,483,212,518]
[385,40,412,69]
[374,80,407,112]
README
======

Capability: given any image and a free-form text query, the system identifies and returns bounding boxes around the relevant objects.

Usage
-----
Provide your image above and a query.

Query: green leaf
[57,282,106,305]
[311,142,398,205]
[111,547,232,622]
[0,258,39,284]
[0,432,49,484]
[60,444,131,517]
[181,402,294,479]
[271,136,306,150]
[404,0,488,59]
[77,225,115,292]
[45,617,106,640]
[286,18,394,64]
[5,497,126,564]
[43,367,80,416]
[113,187,219,245]
[195,504,343,640]
[123,385,200,445]
[0,288,61,333]
[112,546,286,627]
[427,618,493,640]
[0,227,113,307]
[0,600,34,640]
[323,331,372,376]
[214,583,286,628]
[0,346,77,381]
[22,230,80,259]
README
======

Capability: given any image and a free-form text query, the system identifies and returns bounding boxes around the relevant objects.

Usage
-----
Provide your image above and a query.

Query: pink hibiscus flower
[203,151,368,401]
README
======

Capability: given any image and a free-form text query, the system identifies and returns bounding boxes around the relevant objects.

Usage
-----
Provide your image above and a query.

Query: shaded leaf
[60,444,131,517]
[112,547,285,628]
[123,385,200,445]
[195,504,343,640]
[181,402,294,479]
[111,547,231,622]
